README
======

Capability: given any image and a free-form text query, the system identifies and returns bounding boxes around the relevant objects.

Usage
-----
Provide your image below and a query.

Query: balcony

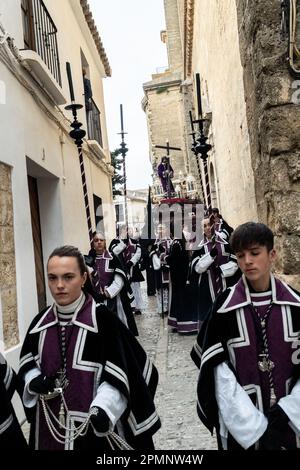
[20,0,66,104]
[86,99,103,156]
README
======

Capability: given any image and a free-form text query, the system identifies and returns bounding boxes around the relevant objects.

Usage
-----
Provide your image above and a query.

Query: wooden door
[28,176,46,311]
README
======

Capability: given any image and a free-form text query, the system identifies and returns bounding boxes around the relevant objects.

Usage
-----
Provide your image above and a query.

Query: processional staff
[118,104,129,230]
[192,72,212,211]
[189,110,205,203]
[65,62,93,244]
[190,72,222,295]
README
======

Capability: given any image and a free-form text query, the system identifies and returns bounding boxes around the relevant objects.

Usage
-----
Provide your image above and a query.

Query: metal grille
[87,99,103,147]
[21,0,62,86]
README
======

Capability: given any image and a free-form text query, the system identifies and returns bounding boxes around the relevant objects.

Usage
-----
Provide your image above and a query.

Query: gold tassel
[59,401,65,428]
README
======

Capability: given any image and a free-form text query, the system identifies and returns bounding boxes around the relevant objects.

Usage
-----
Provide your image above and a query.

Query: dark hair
[48,245,87,275]
[230,222,274,253]
[92,231,106,240]
[48,245,101,301]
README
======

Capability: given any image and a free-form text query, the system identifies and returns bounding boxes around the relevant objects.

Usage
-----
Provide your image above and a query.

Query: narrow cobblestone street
[135,285,217,450]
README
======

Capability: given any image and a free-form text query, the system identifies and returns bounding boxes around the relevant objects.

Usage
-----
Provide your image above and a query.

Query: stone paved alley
[135,287,217,451]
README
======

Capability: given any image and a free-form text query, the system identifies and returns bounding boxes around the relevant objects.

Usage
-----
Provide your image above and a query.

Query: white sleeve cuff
[152,254,161,271]
[194,252,214,274]
[215,362,268,449]
[23,368,41,408]
[90,381,128,428]
[278,378,300,434]
[106,274,124,298]
[113,241,126,256]
[219,261,238,278]
[130,246,141,265]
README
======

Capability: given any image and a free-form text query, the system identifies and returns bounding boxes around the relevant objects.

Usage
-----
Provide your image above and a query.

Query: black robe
[140,238,156,296]
[0,353,28,449]
[191,276,300,449]
[190,237,240,324]
[167,239,199,334]
[109,238,144,282]
[90,251,138,336]
[18,297,161,450]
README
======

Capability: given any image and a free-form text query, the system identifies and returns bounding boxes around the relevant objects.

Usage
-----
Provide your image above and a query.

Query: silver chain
[106,433,134,450]
[40,392,133,448]
[40,393,97,444]
[252,302,277,406]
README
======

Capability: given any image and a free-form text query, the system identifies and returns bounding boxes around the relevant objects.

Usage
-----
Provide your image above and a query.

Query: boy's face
[120,227,127,238]
[93,235,106,254]
[203,218,212,239]
[235,244,276,289]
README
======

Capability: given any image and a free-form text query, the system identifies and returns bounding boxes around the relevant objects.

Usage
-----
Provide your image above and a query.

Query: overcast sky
[88,0,168,190]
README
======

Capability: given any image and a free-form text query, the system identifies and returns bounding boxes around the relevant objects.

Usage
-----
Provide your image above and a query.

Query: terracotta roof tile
[80,0,111,76]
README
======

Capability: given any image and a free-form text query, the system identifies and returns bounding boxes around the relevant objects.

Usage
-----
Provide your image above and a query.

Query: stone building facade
[0,163,18,350]
[235,0,300,288]
[148,0,299,288]
[142,0,200,201]
[183,0,258,225]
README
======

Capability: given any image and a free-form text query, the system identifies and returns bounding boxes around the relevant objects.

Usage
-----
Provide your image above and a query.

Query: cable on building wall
[281,0,300,77]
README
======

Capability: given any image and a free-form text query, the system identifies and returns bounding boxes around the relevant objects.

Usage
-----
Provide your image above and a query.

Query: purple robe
[157,162,174,193]
[19,295,160,449]
[191,274,300,449]
[190,235,238,323]
[93,250,114,291]
[123,239,136,264]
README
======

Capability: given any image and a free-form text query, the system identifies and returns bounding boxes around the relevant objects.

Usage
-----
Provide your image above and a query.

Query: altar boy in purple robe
[191,222,300,450]
[87,231,138,336]
[19,246,160,450]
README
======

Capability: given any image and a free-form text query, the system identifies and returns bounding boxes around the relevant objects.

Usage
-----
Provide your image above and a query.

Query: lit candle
[66,62,75,102]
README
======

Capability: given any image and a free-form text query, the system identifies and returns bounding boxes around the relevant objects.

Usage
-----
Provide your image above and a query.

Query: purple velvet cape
[191,275,300,449]
[18,295,160,449]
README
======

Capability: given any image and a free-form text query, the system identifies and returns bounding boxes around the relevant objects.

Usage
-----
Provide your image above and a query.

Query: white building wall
[0,0,114,370]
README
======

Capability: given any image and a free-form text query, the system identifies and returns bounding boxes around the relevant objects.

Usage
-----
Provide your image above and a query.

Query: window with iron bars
[21,0,62,86]
[86,99,103,148]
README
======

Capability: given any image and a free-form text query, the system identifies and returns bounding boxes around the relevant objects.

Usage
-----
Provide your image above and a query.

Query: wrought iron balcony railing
[87,99,103,148]
[21,0,61,86]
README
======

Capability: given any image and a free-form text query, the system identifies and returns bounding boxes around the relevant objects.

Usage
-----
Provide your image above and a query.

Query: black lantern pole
[118,104,129,229]
[194,124,212,211]
[155,141,181,199]
[192,72,212,212]
[189,110,205,202]
[192,73,222,295]
[65,62,93,244]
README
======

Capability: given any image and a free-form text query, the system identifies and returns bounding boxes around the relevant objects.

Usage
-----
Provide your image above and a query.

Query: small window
[116,204,124,223]
[21,0,35,50]
[93,195,104,234]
